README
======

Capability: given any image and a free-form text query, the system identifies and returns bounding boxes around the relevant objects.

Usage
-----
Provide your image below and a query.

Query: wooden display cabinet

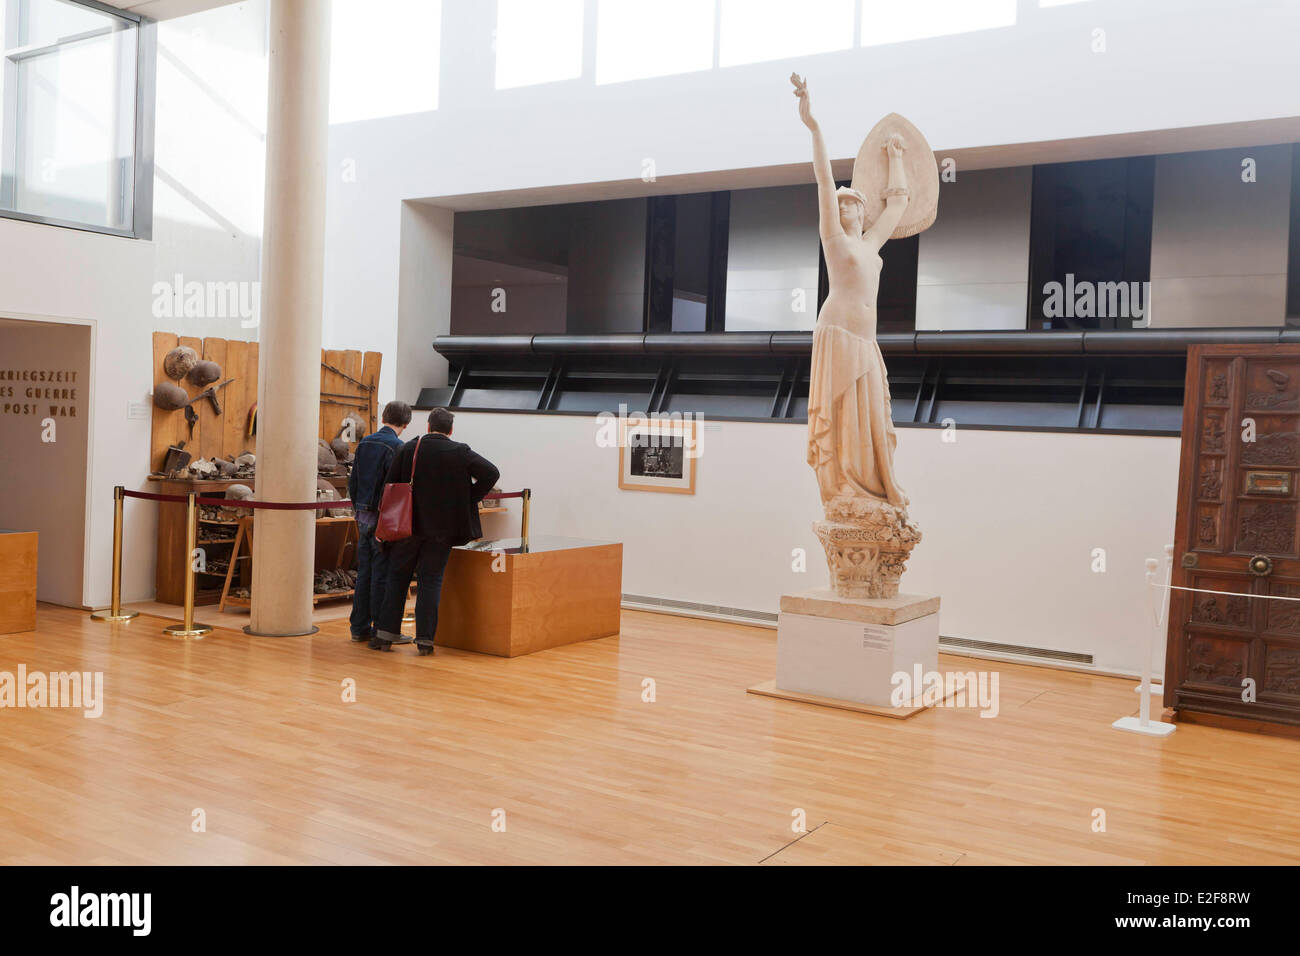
[219,515,357,610]
[152,475,350,606]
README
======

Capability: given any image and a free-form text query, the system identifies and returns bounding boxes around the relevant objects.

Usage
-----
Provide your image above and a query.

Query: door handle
[1248,555,1274,576]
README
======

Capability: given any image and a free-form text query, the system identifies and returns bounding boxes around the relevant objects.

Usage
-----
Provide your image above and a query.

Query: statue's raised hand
[791,73,816,130]
[886,133,907,158]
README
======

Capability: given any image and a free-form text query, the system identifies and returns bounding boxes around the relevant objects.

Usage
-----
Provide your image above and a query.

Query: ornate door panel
[1166,345,1300,730]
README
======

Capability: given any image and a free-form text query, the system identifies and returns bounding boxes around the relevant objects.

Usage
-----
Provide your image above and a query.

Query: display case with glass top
[438,535,622,657]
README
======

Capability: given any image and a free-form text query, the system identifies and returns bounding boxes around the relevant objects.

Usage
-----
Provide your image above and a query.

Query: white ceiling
[100,0,244,21]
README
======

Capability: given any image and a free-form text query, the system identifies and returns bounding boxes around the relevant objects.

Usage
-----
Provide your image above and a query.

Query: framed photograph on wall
[619,417,697,494]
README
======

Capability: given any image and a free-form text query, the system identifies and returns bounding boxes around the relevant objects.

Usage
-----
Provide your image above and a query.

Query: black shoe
[367,637,392,651]
[350,632,372,643]
[416,644,434,657]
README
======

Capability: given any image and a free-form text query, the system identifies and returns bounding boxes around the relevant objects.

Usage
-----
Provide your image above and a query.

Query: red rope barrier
[123,489,527,508]
[123,490,350,509]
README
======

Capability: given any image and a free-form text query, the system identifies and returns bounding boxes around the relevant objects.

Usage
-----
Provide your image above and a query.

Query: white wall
[152,0,268,340]
[325,0,1300,400]
[397,201,454,402]
[0,0,271,609]
[916,166,1031,330]
[1150,145,1293,328]
[0,218,156,609]
[442,410,1180,676]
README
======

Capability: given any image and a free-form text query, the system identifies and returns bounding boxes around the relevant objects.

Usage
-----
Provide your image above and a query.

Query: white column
[249,0,332,636]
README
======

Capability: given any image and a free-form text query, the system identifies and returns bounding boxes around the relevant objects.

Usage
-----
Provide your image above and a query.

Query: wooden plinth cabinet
[436,536,623,657]
[1166,345,1300,734]
[0,530,37,634]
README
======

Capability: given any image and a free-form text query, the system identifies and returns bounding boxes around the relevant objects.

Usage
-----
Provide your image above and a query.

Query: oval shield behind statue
[850,113,940,240]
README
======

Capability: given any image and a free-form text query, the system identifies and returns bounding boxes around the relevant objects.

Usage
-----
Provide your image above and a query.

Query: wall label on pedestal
[862,624,892,650]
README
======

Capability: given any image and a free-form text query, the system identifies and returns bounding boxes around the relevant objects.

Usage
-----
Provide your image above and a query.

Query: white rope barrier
[1151,582,1300,602]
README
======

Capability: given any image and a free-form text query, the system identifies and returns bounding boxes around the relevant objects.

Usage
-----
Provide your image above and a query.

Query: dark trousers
[349,517,389,638]
[376,534,454,647]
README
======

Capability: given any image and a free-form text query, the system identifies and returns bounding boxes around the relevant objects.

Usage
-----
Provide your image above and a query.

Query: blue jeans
[349,511,389,638]
[376,534,454,647]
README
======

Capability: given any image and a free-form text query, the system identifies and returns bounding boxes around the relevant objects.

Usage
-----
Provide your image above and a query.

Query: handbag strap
[408,435,424,484]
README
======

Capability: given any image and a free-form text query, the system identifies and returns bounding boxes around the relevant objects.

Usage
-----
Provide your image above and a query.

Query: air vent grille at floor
[938,636,1093,666]
[623,597,1096,667]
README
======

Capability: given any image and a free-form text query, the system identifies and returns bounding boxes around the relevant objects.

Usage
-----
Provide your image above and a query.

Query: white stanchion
[1112,544,1177,737]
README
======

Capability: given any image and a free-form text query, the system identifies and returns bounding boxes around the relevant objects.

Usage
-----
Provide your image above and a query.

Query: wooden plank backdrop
[149,332,380,474]
[222,338,259,460]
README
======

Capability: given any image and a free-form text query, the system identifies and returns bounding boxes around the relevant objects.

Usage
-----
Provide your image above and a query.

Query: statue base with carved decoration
[748,495,939,718]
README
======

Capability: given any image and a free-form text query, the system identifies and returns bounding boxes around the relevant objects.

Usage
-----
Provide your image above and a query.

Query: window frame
[0,0,154,240]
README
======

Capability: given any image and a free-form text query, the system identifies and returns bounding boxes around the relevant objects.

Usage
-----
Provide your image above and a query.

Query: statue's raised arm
[791,74,843,243]
[863,134,909,250]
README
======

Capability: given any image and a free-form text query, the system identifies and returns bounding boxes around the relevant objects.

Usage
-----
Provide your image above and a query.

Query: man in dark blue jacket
[347,401,411,643]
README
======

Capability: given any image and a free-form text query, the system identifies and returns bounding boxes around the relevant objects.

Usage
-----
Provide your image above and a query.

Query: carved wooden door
[1166,345,1300,732]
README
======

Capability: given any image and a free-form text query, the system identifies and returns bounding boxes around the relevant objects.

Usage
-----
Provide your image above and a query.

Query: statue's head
[836,186,867,237]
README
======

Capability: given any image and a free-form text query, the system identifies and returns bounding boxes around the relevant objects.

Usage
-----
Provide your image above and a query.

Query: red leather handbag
[374,436,423,543]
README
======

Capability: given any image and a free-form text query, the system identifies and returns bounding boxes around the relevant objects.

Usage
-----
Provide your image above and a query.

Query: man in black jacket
[346,400,411,644]
[372,407,500,655]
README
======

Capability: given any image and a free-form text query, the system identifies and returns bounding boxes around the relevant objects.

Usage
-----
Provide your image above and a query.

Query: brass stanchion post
[91,485,139,622]
[520,488,531,552]
[164,491,213,638]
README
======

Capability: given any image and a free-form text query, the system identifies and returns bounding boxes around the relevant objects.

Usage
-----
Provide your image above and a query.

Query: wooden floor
[3,603,1299,865]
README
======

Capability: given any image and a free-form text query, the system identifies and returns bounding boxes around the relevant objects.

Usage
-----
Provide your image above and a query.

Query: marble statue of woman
[791,74,935,599]
[793,74,909,509]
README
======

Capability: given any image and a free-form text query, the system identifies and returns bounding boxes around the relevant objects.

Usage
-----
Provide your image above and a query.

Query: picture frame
[618,417,697,494]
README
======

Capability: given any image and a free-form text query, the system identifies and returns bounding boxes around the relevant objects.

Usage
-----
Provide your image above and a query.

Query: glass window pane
[596,0,714,86]
[1,0,139,232]
[719,0,854,68]
[672,192,712,332]
[451,199,647,335]
[725,185,820,332]
[496,0,584,90]
[860,0,1016,47]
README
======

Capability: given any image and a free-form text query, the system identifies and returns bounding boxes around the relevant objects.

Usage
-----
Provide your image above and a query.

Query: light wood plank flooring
[1,604,1298,865]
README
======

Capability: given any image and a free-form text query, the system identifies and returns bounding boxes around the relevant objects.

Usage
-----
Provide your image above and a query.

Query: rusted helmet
[225,483,254,514]
[163,345,200,381]
[317,440,338,472]
[154,382,188,410]
[187,360,221,387]
[316,479,349,517]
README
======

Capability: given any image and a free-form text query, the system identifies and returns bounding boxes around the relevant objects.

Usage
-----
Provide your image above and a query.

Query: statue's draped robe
[807,322,908,508]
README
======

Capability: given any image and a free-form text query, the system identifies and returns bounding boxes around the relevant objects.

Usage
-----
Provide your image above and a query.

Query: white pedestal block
[774,589,940,708]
